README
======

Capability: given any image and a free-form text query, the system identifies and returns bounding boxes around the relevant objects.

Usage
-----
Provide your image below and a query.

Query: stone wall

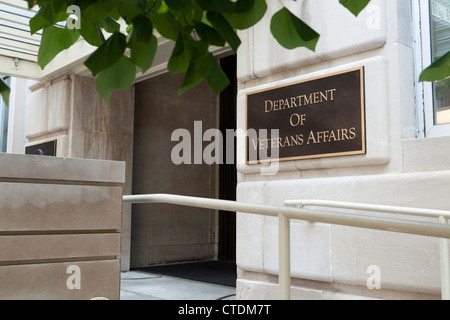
[0,154,125,300]
[25,73,134,271]
[131,72,219,267]
[235,0,448,299]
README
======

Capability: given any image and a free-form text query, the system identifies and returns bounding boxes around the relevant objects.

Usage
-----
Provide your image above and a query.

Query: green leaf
[233,0,256,13]
[206,11,241,52]
[165,0,193,11]
[179,62,203,95]
[118,0,144,24]
[168,36,209,73]
[152,13,180,41]
[26,0,36,9]
[158,1,169,13]
[97,0,126,13]
[224,0,267,30]
[185,39,210,60]
[45,0,67,14]
[195,53,230,94]
[38,26,80,69]
[129,35,158,73]
[195,0,235,14]
[194,22,226,47]
[270,7,319,51]
[30,3,70,34]
[339,0,371,17]
[420,51,450,82]
[84,32,127,77]
[191,1,205,21]
[96,56,137,103]
[0,79,10,107]
[129,15,154,44]
[82,3,109,26]
[167,36,189,73]
[103,17,121,33]
[29,6,53,34]
[80,21,103,47]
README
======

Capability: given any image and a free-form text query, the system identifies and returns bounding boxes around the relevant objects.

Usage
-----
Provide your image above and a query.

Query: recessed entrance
[130,54,237,284]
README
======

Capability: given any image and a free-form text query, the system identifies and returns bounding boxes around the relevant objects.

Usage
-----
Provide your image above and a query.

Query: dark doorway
[130,55,238,287]
[135,261,236,287]
[218,55,237,262]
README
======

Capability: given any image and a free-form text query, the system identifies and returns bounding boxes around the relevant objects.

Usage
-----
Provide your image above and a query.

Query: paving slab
[120,271,236,300]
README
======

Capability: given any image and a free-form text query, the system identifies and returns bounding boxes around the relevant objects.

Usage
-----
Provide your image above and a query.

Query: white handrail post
[439,215,450,300]
[279,213,291,300]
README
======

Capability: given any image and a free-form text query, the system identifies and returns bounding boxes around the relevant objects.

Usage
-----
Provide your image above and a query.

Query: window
[0,76,10,153]
[414,0,450,137]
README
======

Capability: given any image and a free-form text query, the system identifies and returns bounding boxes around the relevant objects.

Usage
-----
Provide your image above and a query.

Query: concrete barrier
[0,154,125,300]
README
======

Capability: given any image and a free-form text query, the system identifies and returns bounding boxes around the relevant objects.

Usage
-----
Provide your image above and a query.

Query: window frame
[0,76,10,153]
[413,0,450,138]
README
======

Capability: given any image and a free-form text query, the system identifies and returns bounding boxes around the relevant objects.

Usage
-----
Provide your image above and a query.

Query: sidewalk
[120,271,236,300]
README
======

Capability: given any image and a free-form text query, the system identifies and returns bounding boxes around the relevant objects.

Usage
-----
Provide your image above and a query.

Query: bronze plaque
[246,67,366,164]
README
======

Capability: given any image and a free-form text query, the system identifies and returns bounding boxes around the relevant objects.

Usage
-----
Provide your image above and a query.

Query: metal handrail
[284,199,450,219]
[284,199,450,300]
[123,194,450,300]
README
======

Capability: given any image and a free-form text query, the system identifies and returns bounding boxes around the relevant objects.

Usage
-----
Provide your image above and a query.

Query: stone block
[0,234,120,263]
[0,153,125,185]
[236,170,450,297]
[26,76,71,139]
[0,260,120,300]
[0,182,122,232]
[0,154,125,299]
[238,0,387,81]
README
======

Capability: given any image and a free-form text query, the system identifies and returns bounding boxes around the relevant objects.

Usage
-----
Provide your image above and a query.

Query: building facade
[232,0,449,299]
[2,0,449,299]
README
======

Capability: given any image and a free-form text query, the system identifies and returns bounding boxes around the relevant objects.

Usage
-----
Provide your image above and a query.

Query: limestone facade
[0,154,125,300]
[234,0,449,299]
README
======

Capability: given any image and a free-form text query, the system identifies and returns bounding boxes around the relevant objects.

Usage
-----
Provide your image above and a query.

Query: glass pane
[430,0,450,125]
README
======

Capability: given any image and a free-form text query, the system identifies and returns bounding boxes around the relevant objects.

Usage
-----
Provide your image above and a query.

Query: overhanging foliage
[0,0,446,105]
